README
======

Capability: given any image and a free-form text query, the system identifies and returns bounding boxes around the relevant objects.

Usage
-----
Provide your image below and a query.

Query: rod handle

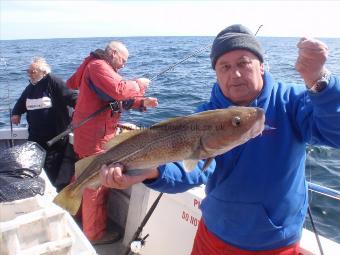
[47,127,72,147]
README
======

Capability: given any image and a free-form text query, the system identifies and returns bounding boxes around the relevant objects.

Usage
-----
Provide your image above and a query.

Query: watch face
[311,71,330,93]
[312,80,327,93]
[317,80,327,88]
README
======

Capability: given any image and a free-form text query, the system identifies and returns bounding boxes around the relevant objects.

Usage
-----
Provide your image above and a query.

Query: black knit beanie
[210,24,264,69]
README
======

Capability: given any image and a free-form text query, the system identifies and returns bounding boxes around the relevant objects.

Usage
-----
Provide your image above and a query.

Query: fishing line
[0,58,14,147]
[306,148,325,255]
[307,147,314,202]
[308,206,325,255]
[254,24,271,73]
[300,42,326,253]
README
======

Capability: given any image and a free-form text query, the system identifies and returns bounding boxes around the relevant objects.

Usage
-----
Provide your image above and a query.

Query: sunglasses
[26,69,39,74]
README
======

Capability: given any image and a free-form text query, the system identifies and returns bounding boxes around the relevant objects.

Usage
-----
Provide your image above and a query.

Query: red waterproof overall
[67,54,145,240]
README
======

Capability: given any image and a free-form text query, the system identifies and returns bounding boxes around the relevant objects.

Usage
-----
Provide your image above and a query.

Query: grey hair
[31,57,51,74]
[105,41,128,55]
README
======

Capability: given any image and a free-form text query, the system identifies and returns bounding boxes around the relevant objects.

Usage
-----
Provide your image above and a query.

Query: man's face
[215,50,264,106]
[27,64,45,84]
[112,48,128,70]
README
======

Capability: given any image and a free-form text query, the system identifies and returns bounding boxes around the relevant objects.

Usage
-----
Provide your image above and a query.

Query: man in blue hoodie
[98,24,340,254]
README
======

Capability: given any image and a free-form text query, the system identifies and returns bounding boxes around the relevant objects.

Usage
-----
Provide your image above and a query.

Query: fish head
[201,106,265,156]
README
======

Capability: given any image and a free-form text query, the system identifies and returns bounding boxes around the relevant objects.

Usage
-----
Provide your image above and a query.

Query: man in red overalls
[67,41,158,244]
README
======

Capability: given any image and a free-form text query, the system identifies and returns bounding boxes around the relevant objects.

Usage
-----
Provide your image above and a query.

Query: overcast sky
[1,0,340,40]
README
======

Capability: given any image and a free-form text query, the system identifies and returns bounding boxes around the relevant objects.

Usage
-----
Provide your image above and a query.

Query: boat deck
[95,242,126,255]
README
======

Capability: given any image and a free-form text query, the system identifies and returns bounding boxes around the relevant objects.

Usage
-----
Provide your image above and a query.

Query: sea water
[0,36,339,242]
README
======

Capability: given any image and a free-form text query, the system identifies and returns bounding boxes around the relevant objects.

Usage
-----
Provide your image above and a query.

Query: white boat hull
[125,184,340,255]
[0,127,339,255]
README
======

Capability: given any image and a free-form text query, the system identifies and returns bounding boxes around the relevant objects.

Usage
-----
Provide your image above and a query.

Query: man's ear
[260,62,265,75]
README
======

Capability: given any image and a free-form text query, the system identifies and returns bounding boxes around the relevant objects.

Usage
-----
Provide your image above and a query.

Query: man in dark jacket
[11,57,78,190]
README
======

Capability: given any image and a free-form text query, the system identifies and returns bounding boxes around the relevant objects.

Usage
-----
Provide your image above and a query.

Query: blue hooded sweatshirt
[146,71,340,250]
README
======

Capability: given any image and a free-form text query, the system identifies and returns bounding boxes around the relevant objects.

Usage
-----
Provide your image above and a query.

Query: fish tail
[53,183,82,216]
[75,154,98,178]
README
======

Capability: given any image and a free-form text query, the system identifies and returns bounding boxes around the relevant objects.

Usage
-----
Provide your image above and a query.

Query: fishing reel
[130,234,149,253]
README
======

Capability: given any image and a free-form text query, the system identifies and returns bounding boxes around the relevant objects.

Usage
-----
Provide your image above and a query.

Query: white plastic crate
[0,196,96,255]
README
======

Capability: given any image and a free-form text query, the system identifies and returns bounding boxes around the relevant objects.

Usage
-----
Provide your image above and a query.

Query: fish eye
[232,116,241,127]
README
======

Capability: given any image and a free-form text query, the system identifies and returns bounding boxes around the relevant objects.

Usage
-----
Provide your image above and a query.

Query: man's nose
[231,66,241,77]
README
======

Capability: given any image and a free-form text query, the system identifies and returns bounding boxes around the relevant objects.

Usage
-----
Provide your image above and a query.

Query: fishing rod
[147,24,262,81]
[8,109,14,147]
[1,58,15,147]
[47,44,211,147]
[147,23,262,81]
[146,43,211,81]
[254,24,263,36]
[47,101,121,147]
[148,23,262,80]
[308,207,324,255]
[124,192,164,255]
[7,60,14,148]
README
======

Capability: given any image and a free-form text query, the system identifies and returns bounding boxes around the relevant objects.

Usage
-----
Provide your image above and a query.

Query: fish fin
[183,159,199,172]
[103,129,142,150]
[75,154,97,178]
[150,115,188,128]
[188,109,225,117]
[202,157,214,171]
[53,183,82,215]
[150,110,224,129]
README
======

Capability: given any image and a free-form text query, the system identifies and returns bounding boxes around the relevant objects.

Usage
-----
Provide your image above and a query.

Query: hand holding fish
[295,37,329,88]
[99,163,159,189]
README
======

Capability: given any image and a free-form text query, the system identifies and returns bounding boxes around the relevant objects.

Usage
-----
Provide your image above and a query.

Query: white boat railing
[308,181,340,201]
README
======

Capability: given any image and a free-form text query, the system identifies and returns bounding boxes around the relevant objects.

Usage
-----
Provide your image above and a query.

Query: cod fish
[54,107,265,215]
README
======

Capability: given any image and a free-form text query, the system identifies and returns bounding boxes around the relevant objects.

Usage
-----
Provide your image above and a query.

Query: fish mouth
[250,120,265,138]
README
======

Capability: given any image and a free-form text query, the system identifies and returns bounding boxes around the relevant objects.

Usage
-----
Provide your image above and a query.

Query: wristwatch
[309,70,331,93]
